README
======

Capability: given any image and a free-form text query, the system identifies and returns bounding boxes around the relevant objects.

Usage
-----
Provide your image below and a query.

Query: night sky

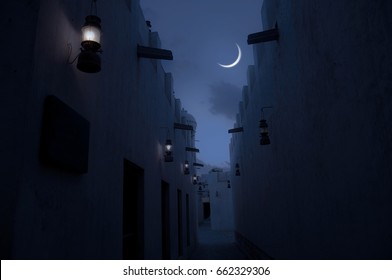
[140,0,263,169]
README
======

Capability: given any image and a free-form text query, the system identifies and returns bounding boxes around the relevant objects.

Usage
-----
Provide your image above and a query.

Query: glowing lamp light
[235,163,240,176]
[184,160,190,175]
[165,139,172,152]
[82,23,101,45]
[164,139,173,162]
[77,15,102,73]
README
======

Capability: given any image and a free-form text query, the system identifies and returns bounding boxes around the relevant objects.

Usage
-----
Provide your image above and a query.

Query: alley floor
[190,219,248,260]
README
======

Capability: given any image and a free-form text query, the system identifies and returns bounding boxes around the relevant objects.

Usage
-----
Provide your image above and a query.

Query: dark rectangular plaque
[40,95,90,173]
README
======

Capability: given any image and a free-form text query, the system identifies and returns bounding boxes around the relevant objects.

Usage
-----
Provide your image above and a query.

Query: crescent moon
[218,43,242,68]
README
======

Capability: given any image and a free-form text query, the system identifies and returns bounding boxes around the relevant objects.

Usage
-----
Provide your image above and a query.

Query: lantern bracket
[228,127,244,134]
[261,106,273,118]
[66,43,79,64]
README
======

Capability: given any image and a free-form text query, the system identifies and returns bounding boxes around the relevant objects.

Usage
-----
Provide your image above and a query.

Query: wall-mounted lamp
[192,174,198,185]
[184,160,190,175]
[227,180,231,188]
[260,106,273,145]
[174,123,194,131]
[164,139,173,162]
[77,0,102,73]
[235,163,240,176]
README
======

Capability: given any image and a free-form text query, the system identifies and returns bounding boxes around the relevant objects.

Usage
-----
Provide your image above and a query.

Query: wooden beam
[228,127,244,133]
[174,123,193,131]
[247,28,279,45]
[137,45,173,60]
[185,147,199,153]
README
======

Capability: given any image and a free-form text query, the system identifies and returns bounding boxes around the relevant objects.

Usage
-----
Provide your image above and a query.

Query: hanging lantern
[259,119,271,145]
[259,106,272,145]
[192,174,198,185]
[184,160,190,175]
[235,163,240,176]
[164,139,173,162]
[77,1,102,73]
[165,139,172,152]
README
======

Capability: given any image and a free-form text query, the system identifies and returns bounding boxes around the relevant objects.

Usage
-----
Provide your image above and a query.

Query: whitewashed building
[1,0,198,259]
[230,0,392,259]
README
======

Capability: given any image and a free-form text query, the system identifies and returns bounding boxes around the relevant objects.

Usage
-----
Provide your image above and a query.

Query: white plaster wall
[1,0,197,259]
[231,0,392,259]
[0,0,41,259]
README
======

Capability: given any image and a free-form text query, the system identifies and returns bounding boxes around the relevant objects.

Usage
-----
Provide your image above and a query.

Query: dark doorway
[203,202,210,219]
[123,159,144,259]
[177,189,183,257]
[186,194,190,247]
[161,181,170,259]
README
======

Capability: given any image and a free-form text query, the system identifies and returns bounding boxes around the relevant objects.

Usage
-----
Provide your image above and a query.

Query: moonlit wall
[230,0,392,259]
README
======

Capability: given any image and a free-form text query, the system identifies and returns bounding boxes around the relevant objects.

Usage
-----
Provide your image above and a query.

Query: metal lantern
[77,13,102,73]
[164,139,173,162]
[165,139,172,152]
[259,119,271,145]
[235,163,240,176]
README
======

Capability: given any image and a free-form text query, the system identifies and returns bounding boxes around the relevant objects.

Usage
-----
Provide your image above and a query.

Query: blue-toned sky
[140,0,263,169]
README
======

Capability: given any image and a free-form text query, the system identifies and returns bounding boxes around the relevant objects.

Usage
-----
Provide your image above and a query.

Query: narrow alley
[2,0,391,261]
[190,219,247,260]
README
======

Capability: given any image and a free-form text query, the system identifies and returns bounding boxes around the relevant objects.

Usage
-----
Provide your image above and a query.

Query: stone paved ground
[190,220,248,260]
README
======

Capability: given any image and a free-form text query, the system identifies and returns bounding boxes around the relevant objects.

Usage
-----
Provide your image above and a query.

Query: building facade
[230,0,392,259]
[1,0,198,259]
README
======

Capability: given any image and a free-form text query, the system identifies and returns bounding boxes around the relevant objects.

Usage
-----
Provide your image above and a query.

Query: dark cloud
[208,81,242,120]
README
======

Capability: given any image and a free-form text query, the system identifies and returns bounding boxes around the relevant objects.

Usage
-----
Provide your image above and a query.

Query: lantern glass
[80,15,102,51]
[184,161,190,174]
[165,139,172,152]
[259,119,268,133]
[82,25,101,44]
